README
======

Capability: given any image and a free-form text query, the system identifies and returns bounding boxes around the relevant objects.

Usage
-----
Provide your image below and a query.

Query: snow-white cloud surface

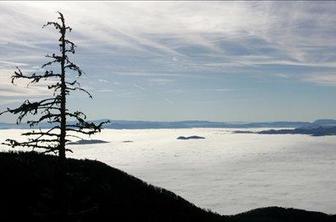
[1,128,335,215]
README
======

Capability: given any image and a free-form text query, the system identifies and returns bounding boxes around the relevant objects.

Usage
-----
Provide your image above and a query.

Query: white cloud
[0,0,335,99]
[147,78,175,85]
[133,83,145,91]
[98,79,110,83]
[304,74,336,86]
[97,89,113,93]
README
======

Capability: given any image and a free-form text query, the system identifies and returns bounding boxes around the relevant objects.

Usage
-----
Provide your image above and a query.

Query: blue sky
[1,1,336,122]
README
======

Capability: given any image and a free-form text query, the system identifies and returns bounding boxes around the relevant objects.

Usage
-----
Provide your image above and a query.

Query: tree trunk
[57,16,68,221]
[59,21,67,161]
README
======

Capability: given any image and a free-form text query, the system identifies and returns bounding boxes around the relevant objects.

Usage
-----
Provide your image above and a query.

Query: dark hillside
[228,207,335,222]
[0,152,334,222]
[0,152,221,222]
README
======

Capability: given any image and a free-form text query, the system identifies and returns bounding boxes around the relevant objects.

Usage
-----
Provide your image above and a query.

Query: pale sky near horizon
[1,1,336,123]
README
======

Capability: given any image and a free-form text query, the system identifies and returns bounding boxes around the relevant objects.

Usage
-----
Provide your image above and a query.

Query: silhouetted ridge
[228,207,335,222]
[0,152,334,222]
[0,152,220,222]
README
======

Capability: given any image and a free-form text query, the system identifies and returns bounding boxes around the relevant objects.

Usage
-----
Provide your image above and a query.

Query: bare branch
[1,11,107,158]
[11,67,61,85]
[42,21,61,30]
[66,86,92,98]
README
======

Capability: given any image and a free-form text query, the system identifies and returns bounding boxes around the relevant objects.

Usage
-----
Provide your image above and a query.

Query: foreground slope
[0,152,334,222]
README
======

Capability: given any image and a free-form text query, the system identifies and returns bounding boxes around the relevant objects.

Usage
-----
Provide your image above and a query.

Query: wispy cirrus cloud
[1,2,335,71]
[303,73,336,86]
[1,2,336,121]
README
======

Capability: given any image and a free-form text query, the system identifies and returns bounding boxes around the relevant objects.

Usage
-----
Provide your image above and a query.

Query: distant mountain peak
[313,119,336,125]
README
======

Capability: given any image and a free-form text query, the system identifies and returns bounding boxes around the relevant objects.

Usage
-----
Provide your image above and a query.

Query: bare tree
[0,12,108,161]
[0,11,110,220]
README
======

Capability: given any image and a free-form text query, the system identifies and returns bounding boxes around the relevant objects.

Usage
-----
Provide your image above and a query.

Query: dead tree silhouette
[0,11,108,220]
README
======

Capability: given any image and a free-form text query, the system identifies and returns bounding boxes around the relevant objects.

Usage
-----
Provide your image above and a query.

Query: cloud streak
[1,2,335,84]
[1,2,336,121]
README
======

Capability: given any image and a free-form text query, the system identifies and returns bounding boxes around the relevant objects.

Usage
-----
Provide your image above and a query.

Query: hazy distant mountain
[302,119,336,129]
[256,126,336,136]
[0,122,55,130]
[313,119,336,124]
[0,123,15,129]
[101,120,311,129]
[234,119,336,136]
[1,119,335,130]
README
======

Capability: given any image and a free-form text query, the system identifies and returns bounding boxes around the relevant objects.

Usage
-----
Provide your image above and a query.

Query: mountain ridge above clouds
[2,119,336,129]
